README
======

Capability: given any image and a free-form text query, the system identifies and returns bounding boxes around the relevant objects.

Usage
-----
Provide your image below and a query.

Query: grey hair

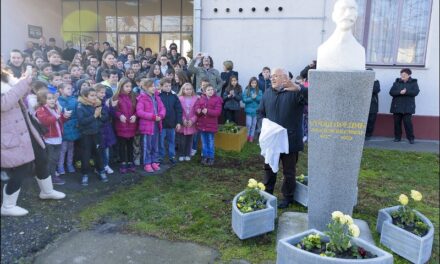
[272,68,289,77]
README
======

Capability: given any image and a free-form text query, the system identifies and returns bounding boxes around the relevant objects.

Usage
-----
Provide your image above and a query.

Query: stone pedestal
[307,70,375,231]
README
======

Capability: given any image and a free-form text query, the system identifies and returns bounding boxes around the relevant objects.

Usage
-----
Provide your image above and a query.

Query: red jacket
[194,94,223,133]
[36,105,65,139]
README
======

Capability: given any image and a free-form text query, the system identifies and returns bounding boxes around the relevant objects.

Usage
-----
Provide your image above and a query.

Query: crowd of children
[3,40,310,186]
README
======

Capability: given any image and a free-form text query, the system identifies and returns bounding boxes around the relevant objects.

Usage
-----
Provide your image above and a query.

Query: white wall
[199,0,439,116]
[1,0,62,57]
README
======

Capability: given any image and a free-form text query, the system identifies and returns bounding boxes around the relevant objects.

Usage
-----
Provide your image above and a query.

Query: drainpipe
[193,0,202,55]
[321,0,328,43]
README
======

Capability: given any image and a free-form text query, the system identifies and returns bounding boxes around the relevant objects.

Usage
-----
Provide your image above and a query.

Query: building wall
[199,0,439,139]
[1,0,63,57]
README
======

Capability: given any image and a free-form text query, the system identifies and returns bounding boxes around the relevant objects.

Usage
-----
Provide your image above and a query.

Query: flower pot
[232,190,277,239]
[215,126,248,152]
[277,229,393,264]
[376,206,434,264]
[294,176,358,207]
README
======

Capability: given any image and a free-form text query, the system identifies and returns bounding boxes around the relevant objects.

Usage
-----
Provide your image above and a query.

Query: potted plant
[376,190,434,264]
[215,121,248,152]
[232,178,277,239]
[277,211,393,264]
[294,174,358,207]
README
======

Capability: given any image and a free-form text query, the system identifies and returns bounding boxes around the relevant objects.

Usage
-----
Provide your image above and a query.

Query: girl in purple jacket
[112,77,137,173]
[194,85,223,166]
[136,78,166,173]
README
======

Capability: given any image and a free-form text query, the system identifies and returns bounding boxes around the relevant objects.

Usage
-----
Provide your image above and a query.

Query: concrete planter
[376,206,434,264]
[215,126,247,152]
[232,190,277,239]
[294,176,358,207]
[277,229,393,264]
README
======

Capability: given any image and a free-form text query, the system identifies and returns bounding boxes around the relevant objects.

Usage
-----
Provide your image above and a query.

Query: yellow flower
[257,182,266,191]
[344,215,354,225]
[331,211,344,221]
[237,203,242,208]
[320,253,327,257]
[349,224,360,237]
[398,194,409,206]
[411,190,423,201]
[247,178,258,188]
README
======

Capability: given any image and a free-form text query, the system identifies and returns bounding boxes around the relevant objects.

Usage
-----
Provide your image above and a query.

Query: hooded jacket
[76,96,107,135]
[58,95,80,141]
[194,94,223,133]
[159,90,183,129]
[136,91,166,135]
[113,93,138,138]
[389,77,419,114]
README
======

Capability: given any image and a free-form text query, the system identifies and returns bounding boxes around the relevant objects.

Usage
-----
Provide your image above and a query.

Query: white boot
[1,186,29,216]
[36,176,66,200]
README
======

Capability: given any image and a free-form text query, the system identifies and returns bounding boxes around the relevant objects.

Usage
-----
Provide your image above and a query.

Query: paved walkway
[363,136,439,154]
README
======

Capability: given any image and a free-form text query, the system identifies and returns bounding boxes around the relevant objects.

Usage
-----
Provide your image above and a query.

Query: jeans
[58,140,74,172]
[192,132,200,150]
[143,133,160,165]
[133,135,141,162]
[246,115,257,137]
[159,128,176,159]
[303,105,309,138]
[200,132,215,159]
[101,147,110,167]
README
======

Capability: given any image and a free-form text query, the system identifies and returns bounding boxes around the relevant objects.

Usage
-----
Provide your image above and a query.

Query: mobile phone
[26,65,32,74]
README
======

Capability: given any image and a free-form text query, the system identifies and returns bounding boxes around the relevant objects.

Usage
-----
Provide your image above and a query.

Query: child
[101,69,119,97]
[69,64,82,96]
[125,67,137,88]
[147,64,163,89]
[26,80,49,116]
[57,83,80,174]
[76,78,91,95]
[47,72,63,95]
[136,78,166,172]
[35,90,66,185]
[177,83,198,161]
[158,78,182,164]
[60,70,72,85]
[242,77,262,142]
[76,86,109,186]
[95,84,117,174]
[131,60,141,77]
[112,77,138,173]
[190,77,211,156]
[222,75,242,124]
[37,63,52,85]
[85,65,96,84]
[48,50,68,72]
[194,85,223,165]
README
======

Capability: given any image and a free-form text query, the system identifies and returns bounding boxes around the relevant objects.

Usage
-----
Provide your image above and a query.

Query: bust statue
[317,0,366,71]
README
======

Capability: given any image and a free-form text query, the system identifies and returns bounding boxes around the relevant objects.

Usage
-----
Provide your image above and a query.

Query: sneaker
[201,157,208,165]
[207,158,214,166]
[81,175,89,186]
[249,136,254,143]
[144,164,154,173]
[190,149,197,157]
[52,175,66,185]
[169,158,176,165]
[104,165,114,174]
[67,164,76,173]
[134,159,141,166]
[409,139,415,144]
[277,199,294,209]
[127,163,136,172]
[179,156,185,162]
[58,167,65,175]
[99,172,108,183]
[151,163,160,171]
[119,164,127,174]
[303,136,308,143]
[185,156,191,161]
[393,138,401,142]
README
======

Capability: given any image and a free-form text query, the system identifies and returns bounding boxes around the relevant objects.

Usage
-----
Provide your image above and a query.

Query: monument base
[277,212,374,246]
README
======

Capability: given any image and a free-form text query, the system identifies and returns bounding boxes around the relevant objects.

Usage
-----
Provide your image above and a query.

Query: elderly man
[259,68,308,209]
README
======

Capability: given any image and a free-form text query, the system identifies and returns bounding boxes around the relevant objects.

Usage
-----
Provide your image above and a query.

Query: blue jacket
[258,72,272,94]
[159,91,183,128]
[242,87,262,116]
[76,97,108,135]
[58,95,80,141]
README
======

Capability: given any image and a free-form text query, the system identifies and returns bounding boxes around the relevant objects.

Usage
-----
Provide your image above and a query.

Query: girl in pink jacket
[136,78,166,173]
[112,77,137,173]
[177,83,198,161]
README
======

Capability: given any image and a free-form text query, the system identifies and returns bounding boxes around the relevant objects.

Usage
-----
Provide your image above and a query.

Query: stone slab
[33,230,219,264]
[307,70,375,231]
[276,212,375,246]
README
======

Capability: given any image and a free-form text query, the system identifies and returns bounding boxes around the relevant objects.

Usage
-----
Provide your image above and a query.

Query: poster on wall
[28,25,43,39]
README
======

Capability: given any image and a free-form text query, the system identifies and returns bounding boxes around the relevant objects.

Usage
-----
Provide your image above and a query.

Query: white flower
[247,178,258,188]
[331,211,344,221]
[349,224,360,237]
[410,190,423,201]
[343,215,354,225]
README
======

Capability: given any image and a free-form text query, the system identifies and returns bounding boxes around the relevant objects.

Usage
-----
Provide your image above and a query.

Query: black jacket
[258,73,272,94]
[259,86,308,153]
[62,48,79,62]
[369,80,380,114]
[7,63,23,78]
[77,102,108,135]
[389,78,419,114]
[159,91,183,128]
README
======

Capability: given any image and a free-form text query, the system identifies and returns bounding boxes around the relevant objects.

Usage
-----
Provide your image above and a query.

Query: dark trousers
[118,137,134,164]
[46,144,61,178]
[224,109,237,123]
[393,113,414,140]
[177,134,194,157]
[263,152,298,200]
[80,134,104,175]
[366,113,377,137]
[4,132,49,194]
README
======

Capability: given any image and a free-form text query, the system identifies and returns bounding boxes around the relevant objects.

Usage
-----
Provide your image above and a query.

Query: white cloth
[259,118,289,173]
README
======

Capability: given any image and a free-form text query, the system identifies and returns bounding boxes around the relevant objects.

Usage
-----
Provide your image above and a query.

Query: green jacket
[188,59,223,95]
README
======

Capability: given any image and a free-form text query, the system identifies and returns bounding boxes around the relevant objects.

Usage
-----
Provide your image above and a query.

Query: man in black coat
[389,68,420,144]
[62,41,79,63]
[259,68,308,209]
[365,68,380,140]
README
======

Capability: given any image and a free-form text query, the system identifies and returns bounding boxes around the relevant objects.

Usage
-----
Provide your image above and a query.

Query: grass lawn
[79,143,439,264]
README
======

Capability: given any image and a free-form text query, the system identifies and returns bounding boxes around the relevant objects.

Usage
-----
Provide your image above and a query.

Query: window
[355,0,432,66]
